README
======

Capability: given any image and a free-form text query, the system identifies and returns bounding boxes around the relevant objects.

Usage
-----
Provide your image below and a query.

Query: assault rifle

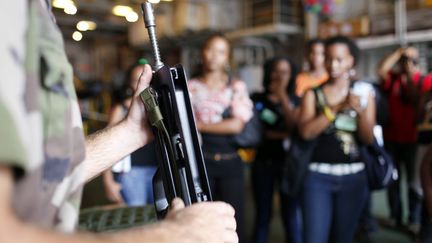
[139,2,212,219]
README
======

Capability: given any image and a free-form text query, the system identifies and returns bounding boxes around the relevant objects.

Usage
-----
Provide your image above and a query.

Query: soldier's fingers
[134,64,153,97]
[170,198,185,212]
[223,215,237,231]
[198,201,235,216]
[222,231,239,243]
[115,193,124,203]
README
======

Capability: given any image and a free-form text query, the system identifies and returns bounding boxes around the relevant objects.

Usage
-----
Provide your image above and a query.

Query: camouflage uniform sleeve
[0,104,28,172]
[0,0,32,174]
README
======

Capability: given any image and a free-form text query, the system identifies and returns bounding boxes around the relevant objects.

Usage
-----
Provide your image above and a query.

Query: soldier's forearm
[0,166,192,243]
[2,214,174,243]
[83,119,152,182]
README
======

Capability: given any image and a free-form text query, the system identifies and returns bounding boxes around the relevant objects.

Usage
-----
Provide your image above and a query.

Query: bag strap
[389,74,397,93]
[412,75,425,105]
[313,87,327,111]
[417,75,426,101]
[418,75,425,90]
[402,74,425,104]
[227,74,235,105]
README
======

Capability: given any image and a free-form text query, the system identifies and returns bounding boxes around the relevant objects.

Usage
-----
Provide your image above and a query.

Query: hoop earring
[224,63,231,73]
[349,68,356,79]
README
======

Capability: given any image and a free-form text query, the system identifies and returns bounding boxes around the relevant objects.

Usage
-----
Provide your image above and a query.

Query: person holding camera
[378,46,432,232]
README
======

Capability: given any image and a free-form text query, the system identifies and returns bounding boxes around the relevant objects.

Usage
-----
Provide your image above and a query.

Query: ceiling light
[147,0,174,4]
[76,21,97,31]
[72,31,82,41]
[126,11,139,22]
[112,5,133,17]
[52,0,75,9]
[64,4,77,15]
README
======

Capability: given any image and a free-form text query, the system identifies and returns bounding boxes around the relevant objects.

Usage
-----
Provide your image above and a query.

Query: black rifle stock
[139,2,212,219]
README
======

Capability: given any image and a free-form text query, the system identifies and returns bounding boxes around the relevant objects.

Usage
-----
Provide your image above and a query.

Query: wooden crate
[318,16,370,39]
[370,8,432,35]
[245,0,302,27]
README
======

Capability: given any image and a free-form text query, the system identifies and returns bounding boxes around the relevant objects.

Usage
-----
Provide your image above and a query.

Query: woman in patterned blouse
[188,34,253,243]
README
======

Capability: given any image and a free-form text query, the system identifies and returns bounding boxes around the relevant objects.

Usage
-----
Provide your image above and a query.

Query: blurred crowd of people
[4,1,432,243]
[105,34,432,243]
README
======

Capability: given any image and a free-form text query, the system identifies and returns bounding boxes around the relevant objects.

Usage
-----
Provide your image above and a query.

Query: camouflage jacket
[0,0,86,232]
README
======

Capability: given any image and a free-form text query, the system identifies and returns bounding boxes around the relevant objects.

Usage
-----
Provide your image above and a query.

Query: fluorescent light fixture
[64,4,77,15]
[112,5,133,16]
[76,21,97,31]
[126,11,139,22]
[72,31,82,41]
[147,0,174,3]
[53,0,75,9]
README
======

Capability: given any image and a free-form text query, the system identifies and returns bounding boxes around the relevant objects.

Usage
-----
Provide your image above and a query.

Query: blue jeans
[302,170,369,243]
[114,165,157,206]
[252,159,302,243]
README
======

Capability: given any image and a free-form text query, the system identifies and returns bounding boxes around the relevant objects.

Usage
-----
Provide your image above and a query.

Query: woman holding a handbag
[188,34,253,243]
[298,36,376,243]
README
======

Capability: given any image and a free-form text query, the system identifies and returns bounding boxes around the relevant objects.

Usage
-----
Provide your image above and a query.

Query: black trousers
[385,142,422,224]
[206,157,245,243]
[421,201,432,243]
[251,159,302,243]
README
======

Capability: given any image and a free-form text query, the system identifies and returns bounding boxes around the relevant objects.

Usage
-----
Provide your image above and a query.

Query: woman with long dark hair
[296,39,328,97]
[251,57,301,243]
[188,34,253,243]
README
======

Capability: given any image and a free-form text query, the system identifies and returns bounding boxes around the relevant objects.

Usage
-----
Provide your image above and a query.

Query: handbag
[222,77,262,148]
[360,139,398,190]
[222,103,262,148]
[234,107,262,148]
[280,88,324,197]
[280,130,317,197]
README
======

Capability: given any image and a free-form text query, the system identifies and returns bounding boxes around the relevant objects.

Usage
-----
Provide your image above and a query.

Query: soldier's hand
[125,64,154,145]
[164,198,238,243]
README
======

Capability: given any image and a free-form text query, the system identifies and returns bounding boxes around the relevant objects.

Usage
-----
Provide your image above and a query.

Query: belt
[309,162,365,176]
[203,152,238,162]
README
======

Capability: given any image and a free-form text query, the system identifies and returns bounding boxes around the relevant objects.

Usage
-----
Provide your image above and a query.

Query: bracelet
[323,106,336,122]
